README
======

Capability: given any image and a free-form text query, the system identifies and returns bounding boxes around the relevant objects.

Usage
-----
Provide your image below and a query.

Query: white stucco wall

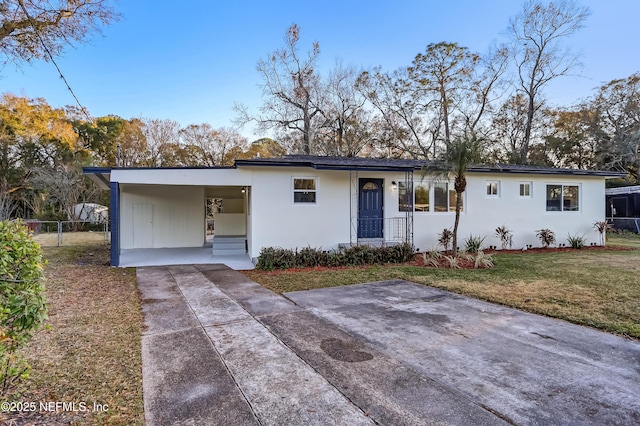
[113,167,608,258]
[120,184,205,249]
[248,167,352,257]
[387,172,606,251]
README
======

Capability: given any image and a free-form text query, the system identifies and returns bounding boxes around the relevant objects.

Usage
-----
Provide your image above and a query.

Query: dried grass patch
[32,231,109,247]
[1,244,143,425]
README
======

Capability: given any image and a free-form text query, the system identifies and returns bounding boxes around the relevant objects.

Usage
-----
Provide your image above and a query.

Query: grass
[1,243,143,425]
[243,234,640,339]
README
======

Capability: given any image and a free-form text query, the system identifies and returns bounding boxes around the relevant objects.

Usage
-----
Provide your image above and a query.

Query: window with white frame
[414,183,430,212]
[486,181,499,197]
[293,177,317,203]
[398,181,459,212]
[546,184,579,211]
[519,182,532,198]
[398,182,412,212]
[434,182,460,212]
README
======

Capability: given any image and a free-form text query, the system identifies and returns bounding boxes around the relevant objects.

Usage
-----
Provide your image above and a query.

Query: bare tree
[236,23,324,155]
[140,118,181,167]
[180,124,248,166]
[358,67,441,159]
[590,73,640,181]
[317,63,374,157]
[0,0,118,65]
[29,164,99,227]
[508,0,590,164]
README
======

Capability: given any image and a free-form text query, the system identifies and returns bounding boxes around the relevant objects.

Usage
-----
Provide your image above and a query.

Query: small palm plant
[536,228,556,248]
[593,220,610,246]
[438,228,453,252]
[494,225,513,250]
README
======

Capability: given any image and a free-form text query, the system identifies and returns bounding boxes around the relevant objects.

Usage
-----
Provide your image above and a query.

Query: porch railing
[357,217,408,243]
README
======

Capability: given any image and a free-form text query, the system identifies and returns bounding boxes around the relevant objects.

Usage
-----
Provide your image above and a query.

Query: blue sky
[2,0,639,141]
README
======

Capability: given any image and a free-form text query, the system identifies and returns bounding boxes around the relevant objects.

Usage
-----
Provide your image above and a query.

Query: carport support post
[110,182,120,267]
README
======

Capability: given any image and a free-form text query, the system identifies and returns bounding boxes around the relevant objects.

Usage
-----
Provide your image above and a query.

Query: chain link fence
[21,220,110,247]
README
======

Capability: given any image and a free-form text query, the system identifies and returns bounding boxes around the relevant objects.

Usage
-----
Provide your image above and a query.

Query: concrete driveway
[138,265,640,425]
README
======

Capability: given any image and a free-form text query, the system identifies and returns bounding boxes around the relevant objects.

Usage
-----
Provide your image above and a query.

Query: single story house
[84,156,623,267]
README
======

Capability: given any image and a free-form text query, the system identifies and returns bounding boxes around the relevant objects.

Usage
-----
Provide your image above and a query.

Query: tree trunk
[452,190,462,257]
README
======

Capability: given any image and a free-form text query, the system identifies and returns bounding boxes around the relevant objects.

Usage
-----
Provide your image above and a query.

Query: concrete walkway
[138,266,640,425]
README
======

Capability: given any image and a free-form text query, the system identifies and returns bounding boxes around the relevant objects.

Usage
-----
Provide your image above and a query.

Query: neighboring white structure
[84,156,622,267]
[73,203,109,223]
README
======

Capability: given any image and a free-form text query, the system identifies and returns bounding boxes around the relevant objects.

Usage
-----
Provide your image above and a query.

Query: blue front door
[358,179,383,239]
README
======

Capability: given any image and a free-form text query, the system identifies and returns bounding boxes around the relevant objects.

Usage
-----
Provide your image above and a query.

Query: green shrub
[463,234,485,253]
[567,233,585,249]
[0,220,48,396]
[255,247,295,271]
[255,242,415,270]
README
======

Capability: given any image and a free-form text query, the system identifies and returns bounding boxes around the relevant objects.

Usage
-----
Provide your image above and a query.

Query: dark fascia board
[83,167,111,190]
[83,162,624,178]
[236,158,624,178]
[84,165,237,171]
[466,166,625,178]
[235,158,421,172]
[83,166,112,174]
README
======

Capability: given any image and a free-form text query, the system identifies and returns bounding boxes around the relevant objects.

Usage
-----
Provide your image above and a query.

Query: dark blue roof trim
[235,156,624,177]
[82,157,625,178]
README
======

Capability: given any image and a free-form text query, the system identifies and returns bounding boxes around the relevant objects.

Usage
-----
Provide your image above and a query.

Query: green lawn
[244,234,640,339]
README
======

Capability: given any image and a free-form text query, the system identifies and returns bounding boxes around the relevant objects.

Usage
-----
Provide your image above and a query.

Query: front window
[399,181,460,213]
[519,182,531,197]
[293,178,317,203]
[414,183,430,212]
[434,183,448,212]
[486,181,499,197]
[546,184,579,211]
[398,182,412,212]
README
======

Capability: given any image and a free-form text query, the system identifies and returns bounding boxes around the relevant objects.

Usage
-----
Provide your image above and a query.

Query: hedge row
[256,242,415,271]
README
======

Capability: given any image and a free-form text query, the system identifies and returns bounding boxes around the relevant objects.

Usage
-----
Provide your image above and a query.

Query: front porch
[349,170,414,247]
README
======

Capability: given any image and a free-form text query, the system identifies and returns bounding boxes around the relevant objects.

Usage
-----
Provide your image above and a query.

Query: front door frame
[357,178,384,239]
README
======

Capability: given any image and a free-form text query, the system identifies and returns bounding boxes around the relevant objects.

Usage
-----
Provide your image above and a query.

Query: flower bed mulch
[249,245,635,274]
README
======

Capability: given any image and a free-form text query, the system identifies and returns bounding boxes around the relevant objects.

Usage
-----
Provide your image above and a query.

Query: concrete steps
[212,236,246,255]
